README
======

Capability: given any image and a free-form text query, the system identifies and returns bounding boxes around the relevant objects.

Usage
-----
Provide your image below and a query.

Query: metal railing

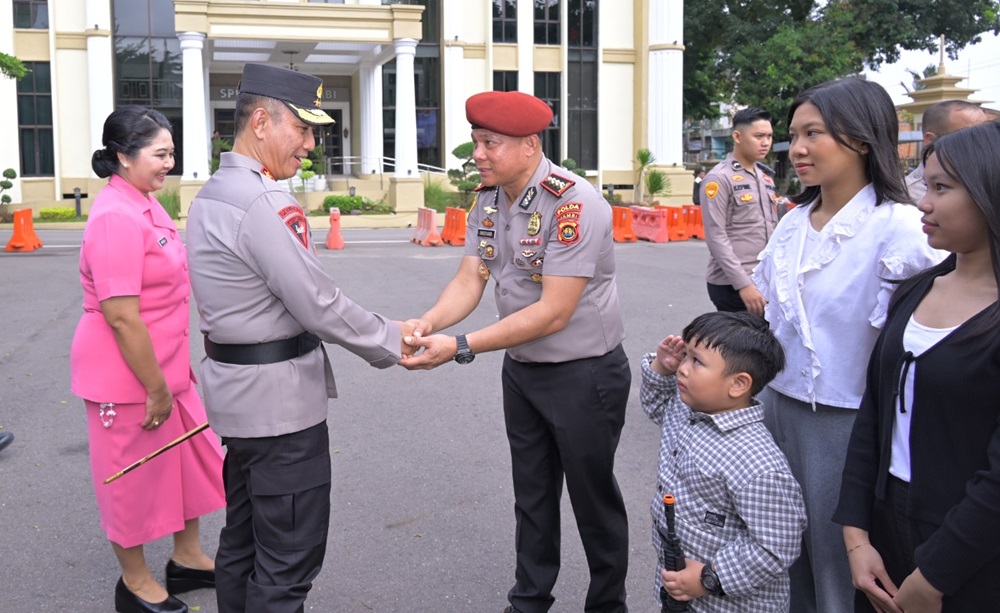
[322,155,448,190]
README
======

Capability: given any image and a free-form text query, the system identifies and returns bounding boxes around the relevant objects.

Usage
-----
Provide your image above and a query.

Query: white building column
[86,0,114,164]
[0,2,19,200]
[359,62,382,175]
[647,0,684,166]
[442,3,467,169]
[179,32,209,180]
[393,38,419,178]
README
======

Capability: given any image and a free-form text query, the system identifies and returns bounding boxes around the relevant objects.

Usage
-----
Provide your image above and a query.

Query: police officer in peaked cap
[401,90,631,613]
[186,63,412,612]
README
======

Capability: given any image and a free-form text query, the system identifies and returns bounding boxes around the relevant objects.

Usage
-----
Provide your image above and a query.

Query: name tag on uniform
[733,184,751,192]
[478,229,496,238]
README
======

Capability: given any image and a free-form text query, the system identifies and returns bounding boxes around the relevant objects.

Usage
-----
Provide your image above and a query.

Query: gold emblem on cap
[528,211,542,236]
[315,84,323,108]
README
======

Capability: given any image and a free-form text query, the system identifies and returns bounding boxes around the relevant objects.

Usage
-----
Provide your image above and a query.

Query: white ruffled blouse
[753,184,945,409]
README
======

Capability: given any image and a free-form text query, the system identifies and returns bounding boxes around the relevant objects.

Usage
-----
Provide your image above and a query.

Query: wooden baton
[104,422,210,484]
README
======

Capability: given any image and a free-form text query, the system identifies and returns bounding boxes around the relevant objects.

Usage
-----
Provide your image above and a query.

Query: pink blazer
[71,175,195,403]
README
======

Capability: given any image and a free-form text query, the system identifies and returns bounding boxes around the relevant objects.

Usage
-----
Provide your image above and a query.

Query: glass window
[493,71,518,92]
[13,0,48,29]
[382,1,443,170]
[568,0,596,48]
[17,62,55,176]
[534,72,560,164]
[493,0,517,43]
[567,0,598,169]
[534,0,560,45]
[112,0,184,175]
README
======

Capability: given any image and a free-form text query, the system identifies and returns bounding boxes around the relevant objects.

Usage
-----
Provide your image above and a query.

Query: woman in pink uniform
[71,106,225,613]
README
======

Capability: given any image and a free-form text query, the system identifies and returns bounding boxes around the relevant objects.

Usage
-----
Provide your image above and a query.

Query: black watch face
[455,352,475,364]
[701,569,721,593]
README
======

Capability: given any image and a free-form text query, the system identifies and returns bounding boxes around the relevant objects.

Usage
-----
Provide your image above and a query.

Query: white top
[800,223,821,265]
[889,315,957,482]
[753,184,946,408]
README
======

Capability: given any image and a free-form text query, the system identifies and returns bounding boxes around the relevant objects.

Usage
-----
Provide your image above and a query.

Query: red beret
[466,91,554,137]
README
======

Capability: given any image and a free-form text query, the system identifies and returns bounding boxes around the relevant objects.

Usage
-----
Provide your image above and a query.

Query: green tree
[447,142,480,206]
[683,0,1000,129]
[633,148,656,204]
[0,52,28,80]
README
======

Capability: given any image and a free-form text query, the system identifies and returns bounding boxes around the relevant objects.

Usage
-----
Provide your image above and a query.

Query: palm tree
[634,148,656,203]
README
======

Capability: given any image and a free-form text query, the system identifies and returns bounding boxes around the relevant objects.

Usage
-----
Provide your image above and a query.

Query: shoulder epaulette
[540,173,575,197]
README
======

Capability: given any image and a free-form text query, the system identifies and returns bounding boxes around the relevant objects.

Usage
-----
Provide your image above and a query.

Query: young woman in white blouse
[835,121,1000,612]
[752,78,944,613]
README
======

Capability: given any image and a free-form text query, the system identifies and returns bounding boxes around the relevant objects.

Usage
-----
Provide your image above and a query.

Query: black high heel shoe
[165,559,216,595]
[115,577,188,613]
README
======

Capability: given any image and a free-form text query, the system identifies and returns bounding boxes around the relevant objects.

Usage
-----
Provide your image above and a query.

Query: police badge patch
[278,205,310,249]
[555,202,582,246]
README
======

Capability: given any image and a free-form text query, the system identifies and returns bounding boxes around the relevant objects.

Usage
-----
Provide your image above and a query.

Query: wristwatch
[454,334,475,364]
[700,564,725,596]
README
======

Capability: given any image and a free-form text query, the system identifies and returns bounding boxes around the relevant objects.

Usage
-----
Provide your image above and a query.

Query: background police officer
[400,91,631,613]
[701,107,779,316]
[186,64,408,613]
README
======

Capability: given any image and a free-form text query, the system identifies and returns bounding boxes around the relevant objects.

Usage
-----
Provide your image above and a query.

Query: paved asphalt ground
[0,226,716,612]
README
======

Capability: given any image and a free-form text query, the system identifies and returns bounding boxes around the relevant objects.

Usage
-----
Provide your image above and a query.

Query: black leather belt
[204,332,321,365]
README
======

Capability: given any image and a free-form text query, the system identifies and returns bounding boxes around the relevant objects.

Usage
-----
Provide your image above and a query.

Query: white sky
[864,32,1000,110]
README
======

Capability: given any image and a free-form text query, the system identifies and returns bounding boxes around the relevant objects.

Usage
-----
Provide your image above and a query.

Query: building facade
[2,0,687,216]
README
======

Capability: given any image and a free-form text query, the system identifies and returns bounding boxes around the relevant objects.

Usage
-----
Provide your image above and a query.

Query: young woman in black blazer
[834,121,1000,612]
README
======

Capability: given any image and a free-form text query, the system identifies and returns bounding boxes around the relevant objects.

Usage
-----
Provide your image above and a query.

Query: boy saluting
[641,312,807,612]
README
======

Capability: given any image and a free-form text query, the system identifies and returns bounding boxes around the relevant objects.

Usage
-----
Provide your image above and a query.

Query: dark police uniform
[464,150,631,612]
[186,64,401,613]
[700,153,779,312]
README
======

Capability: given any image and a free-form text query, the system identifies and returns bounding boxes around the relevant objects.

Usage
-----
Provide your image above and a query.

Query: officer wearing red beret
[402,91,630,612]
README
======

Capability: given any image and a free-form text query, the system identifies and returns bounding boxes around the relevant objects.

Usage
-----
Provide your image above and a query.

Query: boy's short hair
[681,311,785,396]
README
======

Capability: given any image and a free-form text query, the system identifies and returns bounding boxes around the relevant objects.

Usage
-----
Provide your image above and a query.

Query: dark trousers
[216,422,332,613]
[502,345,631,613]
[857,476,1000,611]
[706,282,746,313]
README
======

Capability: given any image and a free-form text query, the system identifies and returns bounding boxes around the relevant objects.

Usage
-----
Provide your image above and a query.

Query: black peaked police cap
[238,63,335,126]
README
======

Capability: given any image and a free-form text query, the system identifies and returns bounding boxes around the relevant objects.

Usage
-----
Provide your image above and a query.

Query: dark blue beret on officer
[466,91,553,137]
[238,63,335,126]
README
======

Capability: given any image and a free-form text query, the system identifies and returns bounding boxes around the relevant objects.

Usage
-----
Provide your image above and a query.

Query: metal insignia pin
[528,211,542,236]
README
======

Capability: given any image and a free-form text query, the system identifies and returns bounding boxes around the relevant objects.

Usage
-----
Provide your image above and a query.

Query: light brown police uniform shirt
[186,152,401,438]
[463,157,625,363]
[701,154,779,290]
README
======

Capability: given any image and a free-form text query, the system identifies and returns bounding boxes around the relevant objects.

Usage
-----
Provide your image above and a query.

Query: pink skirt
[86,385,225,548]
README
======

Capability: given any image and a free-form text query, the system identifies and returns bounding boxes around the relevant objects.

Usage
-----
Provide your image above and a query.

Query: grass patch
[156,189,181,220]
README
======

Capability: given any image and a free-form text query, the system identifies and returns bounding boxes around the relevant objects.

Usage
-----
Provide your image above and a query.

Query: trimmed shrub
[39,207,77,221]
[322,195,366,214]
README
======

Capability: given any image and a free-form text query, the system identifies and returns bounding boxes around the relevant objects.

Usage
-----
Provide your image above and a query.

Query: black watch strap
[454,334,475,364]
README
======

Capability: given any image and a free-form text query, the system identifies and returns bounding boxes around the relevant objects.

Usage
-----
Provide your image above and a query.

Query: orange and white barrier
[665,207,689,242]
[683,205,704,240]
[411,207,443,247]
[5,208,43,253]
[440,206,467,246]
[612,206,637,243]
[630,206,670,243]
[324,209,344,250]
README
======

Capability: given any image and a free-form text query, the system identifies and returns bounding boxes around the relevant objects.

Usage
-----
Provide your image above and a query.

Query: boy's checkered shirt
[641,353,807,612]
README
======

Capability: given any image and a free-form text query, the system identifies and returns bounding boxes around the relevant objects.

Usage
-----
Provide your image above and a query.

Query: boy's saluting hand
[652,335,686,377]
